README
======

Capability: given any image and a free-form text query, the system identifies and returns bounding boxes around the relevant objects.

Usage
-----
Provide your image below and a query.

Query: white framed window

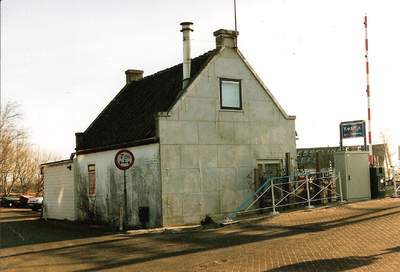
[220,78,242,110]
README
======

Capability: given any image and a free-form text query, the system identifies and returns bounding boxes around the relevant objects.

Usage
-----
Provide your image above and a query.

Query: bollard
[43,203,47,220]
[119,207,123,231]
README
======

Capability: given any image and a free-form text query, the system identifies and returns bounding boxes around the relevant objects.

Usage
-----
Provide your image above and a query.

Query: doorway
[255,160,282,211]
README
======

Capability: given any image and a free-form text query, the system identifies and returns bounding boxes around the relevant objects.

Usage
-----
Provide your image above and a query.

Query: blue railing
[227,170,342,220]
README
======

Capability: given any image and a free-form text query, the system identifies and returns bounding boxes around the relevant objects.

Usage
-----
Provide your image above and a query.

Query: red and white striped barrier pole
[364,14,373,167]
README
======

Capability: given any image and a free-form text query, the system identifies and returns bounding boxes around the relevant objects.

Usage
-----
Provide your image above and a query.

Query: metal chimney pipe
[180,22,193,89]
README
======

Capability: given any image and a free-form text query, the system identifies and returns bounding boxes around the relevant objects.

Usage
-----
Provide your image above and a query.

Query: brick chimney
[75,132,84,151]
[213,29,238,48]
[125,69,144,84]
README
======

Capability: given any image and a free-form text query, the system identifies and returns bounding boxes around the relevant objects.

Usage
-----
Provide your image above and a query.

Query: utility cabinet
[334,151,371,201]
[370,167,386,199]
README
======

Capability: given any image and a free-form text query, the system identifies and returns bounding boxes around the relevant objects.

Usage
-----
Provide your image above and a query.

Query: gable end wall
[159,47,296,227]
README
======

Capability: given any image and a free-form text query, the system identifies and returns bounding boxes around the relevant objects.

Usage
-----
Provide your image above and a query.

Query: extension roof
[76,49,217,153]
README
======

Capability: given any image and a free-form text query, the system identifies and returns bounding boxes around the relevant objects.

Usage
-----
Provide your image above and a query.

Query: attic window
[220,79,242,110]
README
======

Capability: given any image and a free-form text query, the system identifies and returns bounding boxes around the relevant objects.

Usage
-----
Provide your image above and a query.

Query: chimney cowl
[125,69,144,84]
[213,29,238,48]
[180,22,194,32]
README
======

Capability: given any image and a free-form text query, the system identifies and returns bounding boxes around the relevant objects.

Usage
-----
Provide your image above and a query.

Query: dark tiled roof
[77,49,217,152]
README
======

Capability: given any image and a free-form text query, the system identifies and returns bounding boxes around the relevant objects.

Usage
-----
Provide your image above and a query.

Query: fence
[227,170,343,220]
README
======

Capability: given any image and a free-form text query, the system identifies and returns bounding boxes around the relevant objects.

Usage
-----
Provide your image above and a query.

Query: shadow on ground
[2,200,400,272]
[0,208,109,249]
[264,246,400,271]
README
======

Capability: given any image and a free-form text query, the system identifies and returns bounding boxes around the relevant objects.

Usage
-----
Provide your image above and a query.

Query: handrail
[227,170,341,220]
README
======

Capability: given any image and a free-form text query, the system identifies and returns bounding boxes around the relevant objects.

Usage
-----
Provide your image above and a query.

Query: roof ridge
[140,49,216,81]
[77,49,217,152]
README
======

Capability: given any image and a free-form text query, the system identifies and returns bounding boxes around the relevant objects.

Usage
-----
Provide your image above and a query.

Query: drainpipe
[180,22,193,89]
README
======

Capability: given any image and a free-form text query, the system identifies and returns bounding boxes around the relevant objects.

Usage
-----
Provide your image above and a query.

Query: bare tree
[15,143,42,194]
[76,178,104,224]
[1,102,27,195]
[1,101,61,196]
[378,129,395,179]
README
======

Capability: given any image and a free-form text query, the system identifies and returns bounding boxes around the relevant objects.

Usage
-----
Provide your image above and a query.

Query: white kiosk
[334,151,371,201]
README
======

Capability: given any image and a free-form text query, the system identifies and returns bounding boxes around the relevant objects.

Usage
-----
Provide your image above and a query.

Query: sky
[1,0,400,164]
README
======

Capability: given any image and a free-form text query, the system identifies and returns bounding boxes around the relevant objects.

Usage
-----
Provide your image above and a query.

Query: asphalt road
[1,207,248,272]
[2,198,400,272]
[1,208,103,247]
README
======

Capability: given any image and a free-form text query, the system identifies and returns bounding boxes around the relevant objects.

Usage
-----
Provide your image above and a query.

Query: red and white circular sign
[115,150,135,170]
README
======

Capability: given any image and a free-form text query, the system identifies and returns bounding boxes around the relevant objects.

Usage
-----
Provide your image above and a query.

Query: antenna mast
[364,14,373,167]
[234,0,238,48]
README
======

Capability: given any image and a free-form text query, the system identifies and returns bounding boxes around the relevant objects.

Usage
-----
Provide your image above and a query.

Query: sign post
[339,120,367,152]
[115,150,135,231]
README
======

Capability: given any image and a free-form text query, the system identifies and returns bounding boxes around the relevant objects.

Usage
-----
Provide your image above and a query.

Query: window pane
[221,80,241,109]
[88,164,96,195]
[89,172,96,195]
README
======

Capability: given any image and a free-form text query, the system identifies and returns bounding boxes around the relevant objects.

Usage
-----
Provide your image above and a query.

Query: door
[347,152,371,200]
[255,160,282,211]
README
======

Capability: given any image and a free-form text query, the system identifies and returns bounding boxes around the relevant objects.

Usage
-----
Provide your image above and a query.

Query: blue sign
[341,121,365,139]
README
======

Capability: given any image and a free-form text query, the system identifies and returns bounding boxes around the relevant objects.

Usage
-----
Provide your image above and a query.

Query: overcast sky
[1,0,399,163]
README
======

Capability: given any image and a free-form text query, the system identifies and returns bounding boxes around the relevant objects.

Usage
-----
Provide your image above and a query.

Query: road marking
[8,225,25,241]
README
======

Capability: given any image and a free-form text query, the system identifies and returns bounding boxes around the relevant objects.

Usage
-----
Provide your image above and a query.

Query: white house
[47,23,297,228]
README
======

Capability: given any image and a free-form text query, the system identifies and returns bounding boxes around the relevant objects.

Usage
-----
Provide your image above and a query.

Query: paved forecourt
[198,197,400,271]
